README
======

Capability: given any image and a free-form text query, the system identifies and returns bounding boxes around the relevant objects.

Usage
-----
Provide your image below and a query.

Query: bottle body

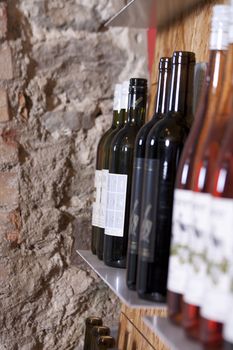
[182,7,229,336]
[95,82,129,260]
[104,78,147,268]
[91,125,116,254]
[91,84,122,255]
[137,114,186,301]
[84,317,103,350]
[136,51,195,301]
[127,57,172,290]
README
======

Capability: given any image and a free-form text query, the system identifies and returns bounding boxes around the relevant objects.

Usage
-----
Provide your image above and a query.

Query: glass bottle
[96,81,129,260]
[167,4,229,326]
[91,326,110,350]
[137,51,195,302]
[84,317,103,350]
[104,78,147,268]
[96,336,115,350]
[182,5,230,340]
[126,57,172,290]
[91,84,122,254]
[199,14,233,348]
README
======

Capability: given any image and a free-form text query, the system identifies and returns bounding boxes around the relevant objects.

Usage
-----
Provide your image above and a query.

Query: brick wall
[0,1,148,349]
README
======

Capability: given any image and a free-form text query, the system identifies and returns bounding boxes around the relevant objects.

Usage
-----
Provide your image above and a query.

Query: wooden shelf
[77,250,166,310]
[143,316,202,350]
[105,0,206,29]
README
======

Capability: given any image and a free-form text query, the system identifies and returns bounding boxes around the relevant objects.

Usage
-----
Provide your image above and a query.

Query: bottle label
[167,189,193,294]
[201,197,233,322]
[184,192,211,306]
[139,159,160,262]
[91,170,102,227]
[98,169,109,229]
[128,158,144,254]
[105,173,128,237]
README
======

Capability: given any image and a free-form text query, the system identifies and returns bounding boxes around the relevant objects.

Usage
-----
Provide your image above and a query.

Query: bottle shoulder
[111,124,141,147]
[147,113,185,143]
[135,114,164,144]
[98,126,115,150]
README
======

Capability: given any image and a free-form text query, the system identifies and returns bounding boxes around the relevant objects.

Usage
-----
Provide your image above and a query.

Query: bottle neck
[154,68,171,115]
[168,63,188,114]
[215,44,233,120]
[185,61,195,126]
[127,90,147,126]
[204,49,227,123]
[112,110,121,127]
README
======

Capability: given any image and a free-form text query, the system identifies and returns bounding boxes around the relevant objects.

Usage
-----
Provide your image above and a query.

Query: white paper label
[167,189,193,294]
[184,192,211,306]
[99,169,109,228]
[201,198,233,322]
[91,170,102,227]
[224,294,233,343]
[105,173,128,237]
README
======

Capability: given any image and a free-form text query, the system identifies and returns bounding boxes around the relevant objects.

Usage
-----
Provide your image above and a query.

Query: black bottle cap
[172,51,196,65]
[129,78,147,88]
[85,317,103,326]
[159,57,172,70]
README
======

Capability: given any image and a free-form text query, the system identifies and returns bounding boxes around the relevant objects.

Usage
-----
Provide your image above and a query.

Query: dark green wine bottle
[91,326,110,350]
[96,81,129,260]
[104,78,147,268]
[84,317,103,350]
[137,51,195,302]
[126,57,172,290]
[96,336,115,350]
[91,84,122,254]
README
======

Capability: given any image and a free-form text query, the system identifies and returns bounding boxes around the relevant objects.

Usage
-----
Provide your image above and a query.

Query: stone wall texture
[0,1,148,349]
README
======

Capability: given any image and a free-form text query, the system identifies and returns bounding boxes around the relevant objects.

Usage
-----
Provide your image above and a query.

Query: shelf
[77,250,166,310]
[143,316,202,350]
[106,0,206,29]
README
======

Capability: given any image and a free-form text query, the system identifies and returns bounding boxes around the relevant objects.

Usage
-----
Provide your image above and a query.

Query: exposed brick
[0,44,13,80]
[0,3,7,40]
[6,230,20,244]
[0,128,18,145]
[0,89,10,122]
[0,136,18,166]
[18,92,29,121]
[0,265,8,280]
[0,209,21,233]
[0,172,18,207]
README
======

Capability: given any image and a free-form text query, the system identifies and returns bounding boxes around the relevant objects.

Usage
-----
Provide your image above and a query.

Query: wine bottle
[126,57,172,290]
[96,336,115,350]
[182,5,230,340]
[104,78,148,268]
[167,4,229,326]
[199,12,233,348]
[84,317,103,350]
[137,51,195,302]
[204,117,233,350]
[91,326,111,350]
[91,84,122,254]
[96,81,129,260]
